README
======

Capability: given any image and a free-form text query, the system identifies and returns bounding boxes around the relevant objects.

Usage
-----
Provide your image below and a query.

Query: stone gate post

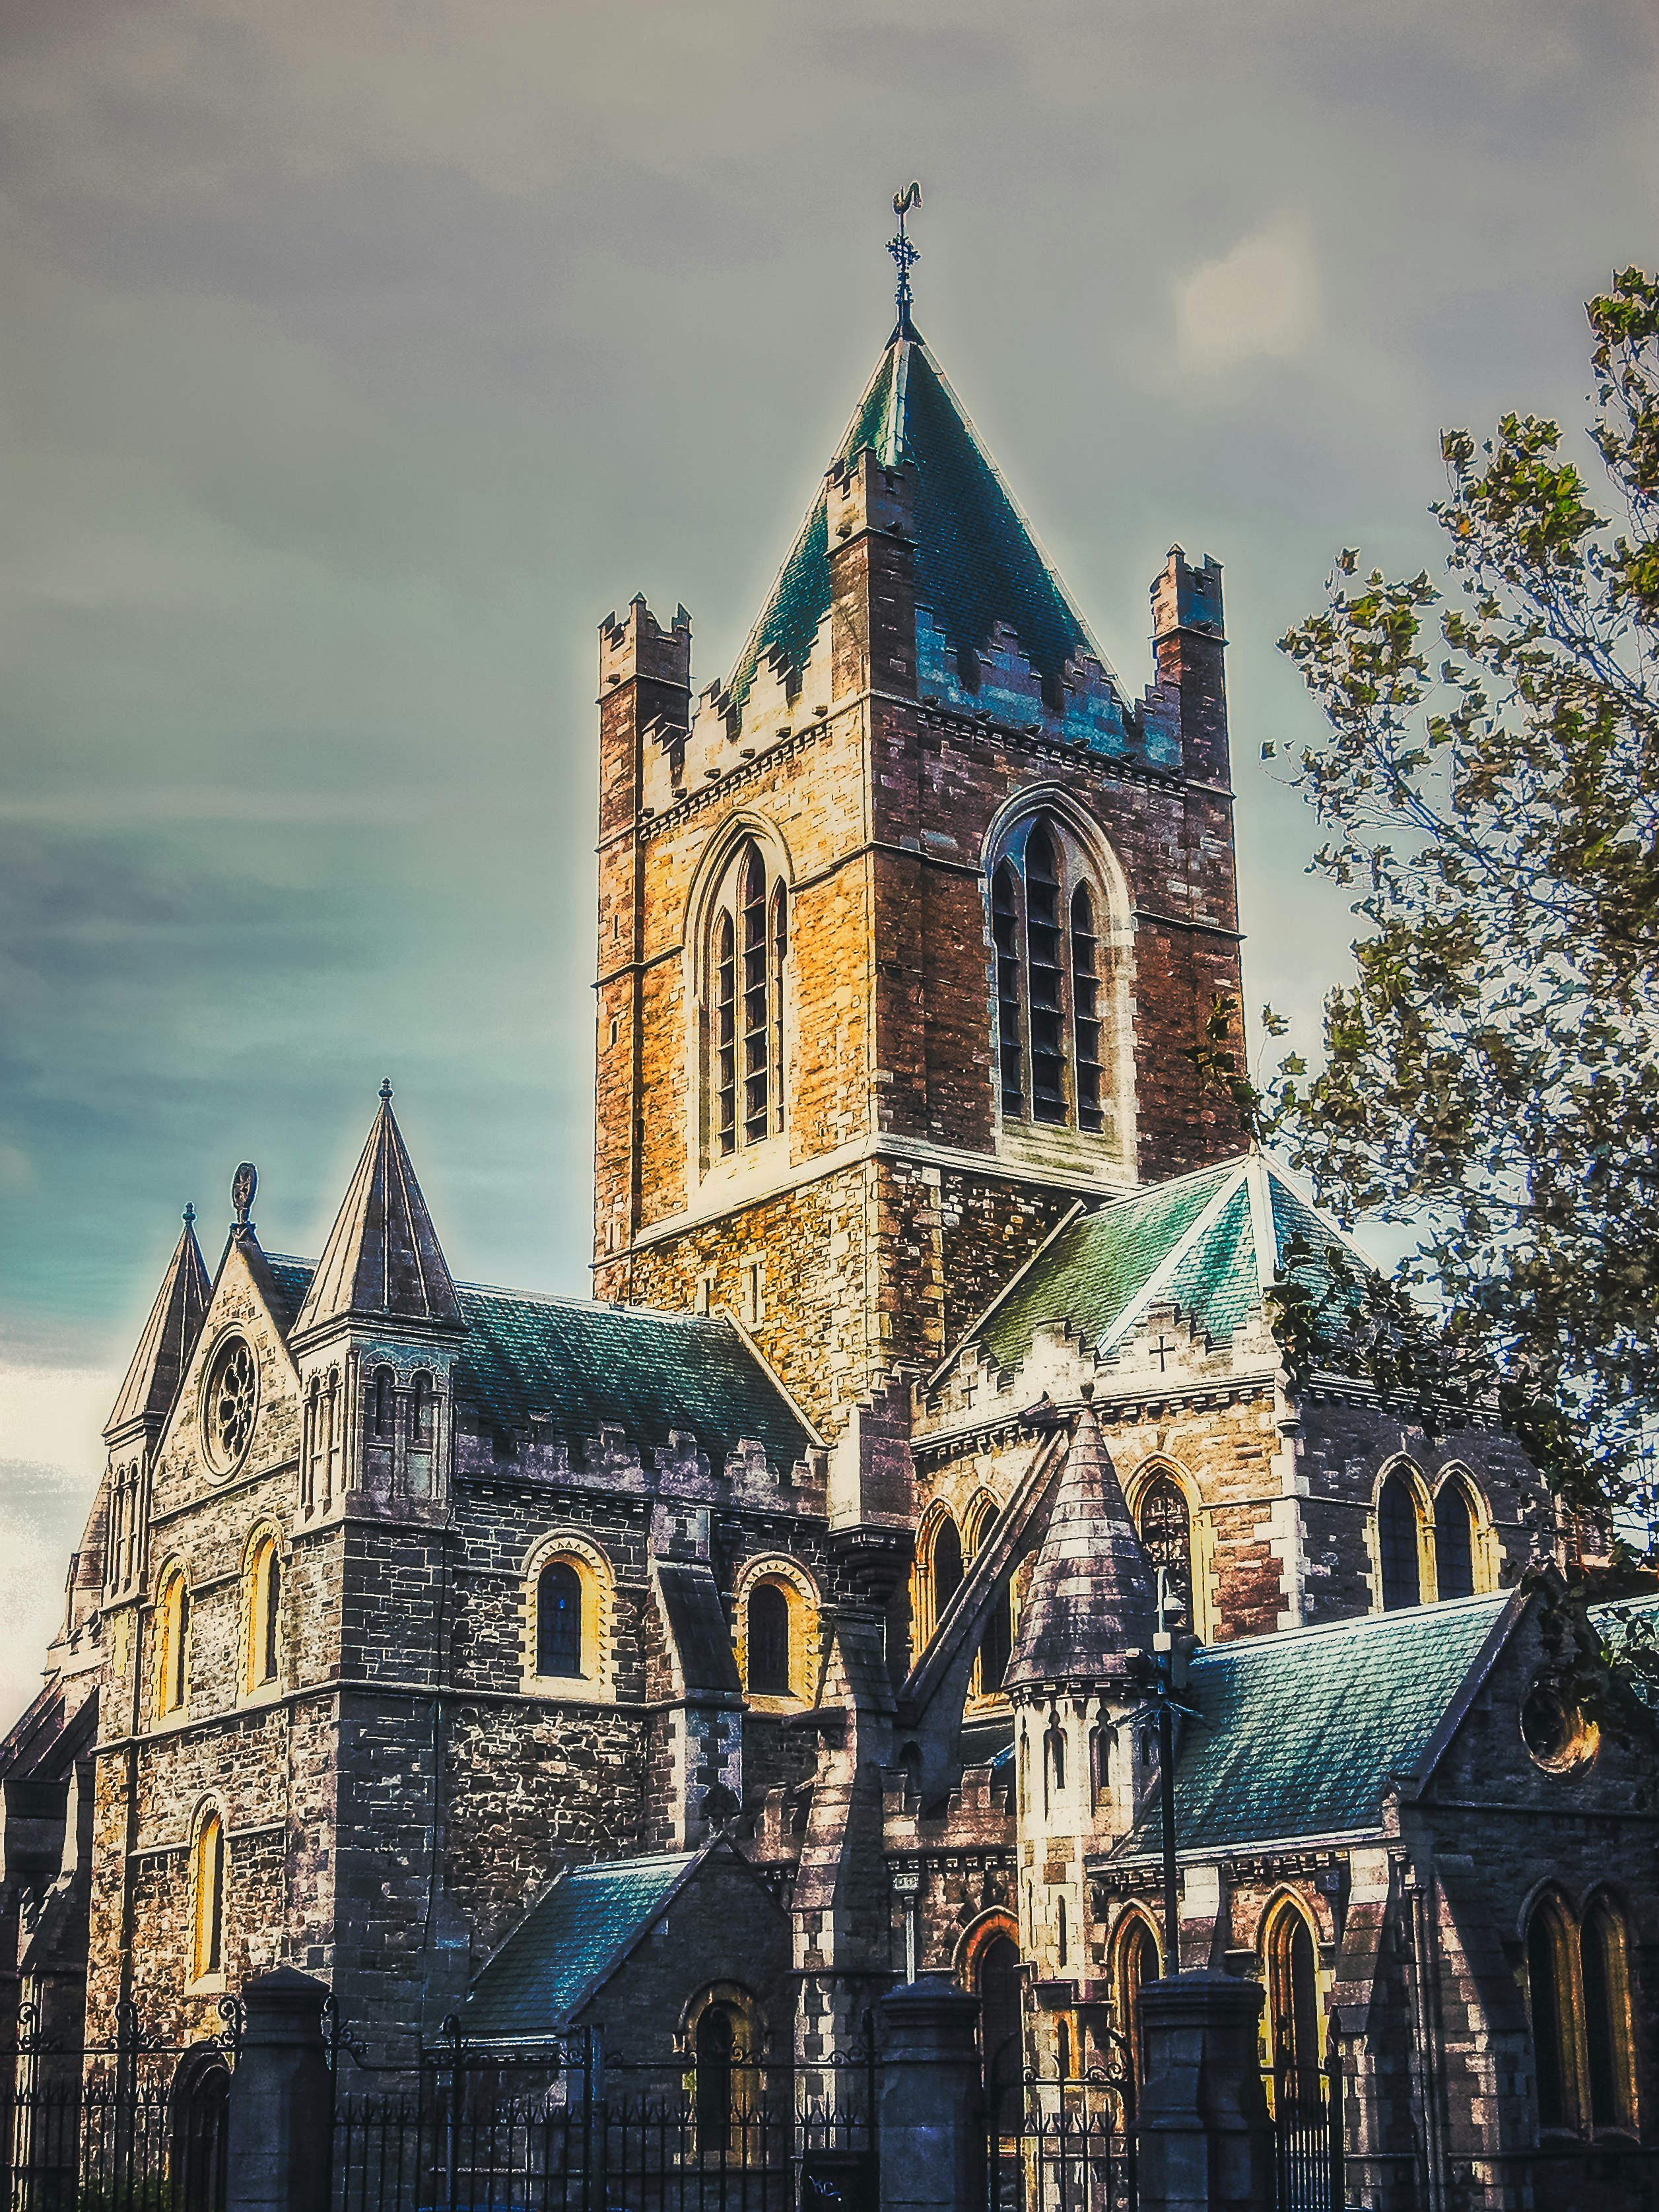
[225,1966,333,2212]
[1135,1973,1273,2212]
[877,1976,982,2212]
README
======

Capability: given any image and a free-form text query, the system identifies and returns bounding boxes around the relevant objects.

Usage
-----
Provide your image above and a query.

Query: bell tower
[592,225,1243,1448]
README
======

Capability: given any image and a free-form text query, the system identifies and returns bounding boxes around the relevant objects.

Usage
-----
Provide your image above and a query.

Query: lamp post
[1140,1567,1198,1977]
[892,1864,922,1984]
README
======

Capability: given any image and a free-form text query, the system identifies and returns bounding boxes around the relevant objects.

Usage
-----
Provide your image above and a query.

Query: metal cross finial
[887,182,922,338]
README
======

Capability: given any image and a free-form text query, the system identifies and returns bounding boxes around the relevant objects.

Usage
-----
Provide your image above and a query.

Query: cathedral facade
[2,302,1654,2208]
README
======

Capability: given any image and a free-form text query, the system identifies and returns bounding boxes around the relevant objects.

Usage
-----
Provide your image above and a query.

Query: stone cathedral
[2,271,1654,2208]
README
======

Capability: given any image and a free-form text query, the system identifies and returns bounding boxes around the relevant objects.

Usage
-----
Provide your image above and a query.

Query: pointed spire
[1003,1387,1156,1694]
[292,1084,462,1341]
[104,1209,212,1440]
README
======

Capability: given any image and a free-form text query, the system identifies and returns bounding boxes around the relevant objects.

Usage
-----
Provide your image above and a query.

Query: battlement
[598,594,693,696]
[1151,545,1224,642]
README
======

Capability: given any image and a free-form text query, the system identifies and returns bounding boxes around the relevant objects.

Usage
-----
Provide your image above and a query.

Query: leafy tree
[1257,268,1659,1547]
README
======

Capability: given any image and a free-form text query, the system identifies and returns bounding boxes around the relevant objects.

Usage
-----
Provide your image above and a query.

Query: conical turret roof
[104,1211,211,1440]
[292,1085,461,1339]
[1003,1390,1155,1694]
[724,329,1114,718]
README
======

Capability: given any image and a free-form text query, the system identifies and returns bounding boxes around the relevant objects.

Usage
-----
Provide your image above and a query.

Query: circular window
[1520,1679,1598,1774]
[203,1337,258,1471]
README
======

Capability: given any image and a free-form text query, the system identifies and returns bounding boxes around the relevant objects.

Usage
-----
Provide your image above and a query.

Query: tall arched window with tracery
[1434,1480,1477,1599]
[706,839,787,1160]
[987,811,1123,1141]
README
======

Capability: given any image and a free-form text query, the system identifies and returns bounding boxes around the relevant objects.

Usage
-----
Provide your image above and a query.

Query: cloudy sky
[1,0,1654,1714]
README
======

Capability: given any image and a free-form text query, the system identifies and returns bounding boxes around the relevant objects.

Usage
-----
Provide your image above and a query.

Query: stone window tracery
[1136,1472,1194,1626]
[203,1335,257,1473]
[987,810,1123,1137]
[706,838,786,1162]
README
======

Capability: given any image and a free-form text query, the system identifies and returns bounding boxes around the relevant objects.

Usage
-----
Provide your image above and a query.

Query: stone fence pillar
[226,1966,333,2212]
[877,1976,982,2212]
[1135,1973,1273,2212]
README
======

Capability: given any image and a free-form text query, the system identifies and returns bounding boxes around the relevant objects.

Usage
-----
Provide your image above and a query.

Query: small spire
[104,1207,213,1440]
[887,182,922,342]
[379,1077,393,1104]
[292,1090,461,1341]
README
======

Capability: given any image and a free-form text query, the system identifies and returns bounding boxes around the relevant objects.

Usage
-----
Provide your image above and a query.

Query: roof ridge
[1094,1158,1248,1357]
[1196,1590,1511,1662]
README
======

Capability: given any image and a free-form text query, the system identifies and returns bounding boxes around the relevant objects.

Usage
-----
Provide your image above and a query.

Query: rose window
[205,1337,257,1470]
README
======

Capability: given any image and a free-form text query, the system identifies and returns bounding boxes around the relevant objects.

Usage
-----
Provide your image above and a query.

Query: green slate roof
[1111,1593,1514,1860]
[954,1152,1367,1384]
[725,333,1107,716]
[250,1259,812,1472]
[454,1287,811,1471]
[465,1853,696,2037]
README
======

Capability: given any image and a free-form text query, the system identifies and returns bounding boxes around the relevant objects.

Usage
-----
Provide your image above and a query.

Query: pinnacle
[104,1211,212,1440]
[292,1088,461,1339]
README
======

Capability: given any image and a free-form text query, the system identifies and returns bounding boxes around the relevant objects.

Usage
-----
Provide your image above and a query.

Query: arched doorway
[170,2050,230,2211]
[1265,1905,1321,2100]
[1116,1916,1161,2087]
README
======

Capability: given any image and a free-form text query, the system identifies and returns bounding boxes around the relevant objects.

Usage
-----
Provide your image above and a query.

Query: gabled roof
[104,1212,211,1440]
[1004,1396,1155,1694]
[454,1287,813,1472]
[949,1151,1366,1386]
[463,1843,783,2038]
[292,1088,461,1341]
[1107,1593,1517,1861]
[725,331,1114,716]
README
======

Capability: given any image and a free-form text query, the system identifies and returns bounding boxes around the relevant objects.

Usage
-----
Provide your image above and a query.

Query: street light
[1131,1568,1202,1977]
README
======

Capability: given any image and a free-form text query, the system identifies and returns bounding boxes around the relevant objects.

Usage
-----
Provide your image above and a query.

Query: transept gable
[149,1233,309,1500]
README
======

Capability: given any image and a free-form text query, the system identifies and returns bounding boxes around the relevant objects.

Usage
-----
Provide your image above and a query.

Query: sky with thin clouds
[1,0,1655,1716]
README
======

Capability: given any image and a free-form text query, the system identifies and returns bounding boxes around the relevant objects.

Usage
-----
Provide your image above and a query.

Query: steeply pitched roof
[725,333,1112,717]
[464,1850,706,2037]
[454,1287,813,1472]
[1108,1593,1515,1861]
[104,1213,211,1440]
[951,1152,1365,1386]
[1003,1396,1155,1693]
[292,1089,461,1341]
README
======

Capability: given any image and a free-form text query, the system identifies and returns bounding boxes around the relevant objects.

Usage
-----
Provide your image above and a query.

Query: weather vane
[887,182,922,337]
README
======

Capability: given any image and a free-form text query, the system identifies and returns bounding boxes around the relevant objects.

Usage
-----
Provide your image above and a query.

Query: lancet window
[1136,1472,1194,1626]
[988,813,1118,1135]
[708,840,786,1160]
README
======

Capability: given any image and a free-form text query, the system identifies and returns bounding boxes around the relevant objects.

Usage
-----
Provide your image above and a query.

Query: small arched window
[976,1580,1013,1696]
[1056,1894,1069,1969]
[1435,1481,1476,1600]
[409,1372,434,1446]
[988,812,1121,1137]
[1528,1900,1581,2132]
[1044,1720,1067,1807]
[245,1534,281,1691]
[706,839,786,1160]
[1582,1899,1639,2133]
[192,1812,226,1982]
[537,1561,584,1678]
[1377,1472,1422,1610]
[156,1566,190,1718]
[1089,1724,1112,1811]
[372,1366,394,1440]
[1266,1906,1321,2096]
[1137,1473,1194,1626]
[747,1583,792,1696]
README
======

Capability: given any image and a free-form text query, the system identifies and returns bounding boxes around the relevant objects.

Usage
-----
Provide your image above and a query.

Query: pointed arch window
[192,1811,226,1983]
[1582,1899,1639,2133]
[707,840,787,1160]
[409,1372,434,1446]
[244,1533,282,1692]
[1137,1473,1194,1626]
[1435,1481,1476,1599]
[1378,1473,1423,1610]
[156,1564,190,1719]
[1528,1900,1580,2131]
[988,812,1122,1138]
[1117,1915,1161,2085]
[930,1514,963,1636]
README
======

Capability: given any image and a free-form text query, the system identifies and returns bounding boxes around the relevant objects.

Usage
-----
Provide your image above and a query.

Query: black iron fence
[328,2017,877,2212]
[986,2038,1136,2212]
[1264,2050,1343,2212]
[0,2001,238,2212]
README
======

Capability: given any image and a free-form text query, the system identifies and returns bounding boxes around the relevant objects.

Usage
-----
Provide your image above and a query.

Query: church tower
[592,218,1243,1448]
